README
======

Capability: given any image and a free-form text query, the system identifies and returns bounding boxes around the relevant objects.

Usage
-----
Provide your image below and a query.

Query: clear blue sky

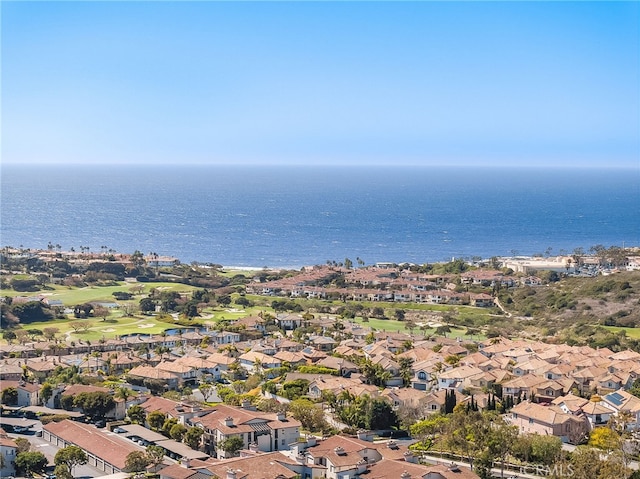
[2,1,639,167]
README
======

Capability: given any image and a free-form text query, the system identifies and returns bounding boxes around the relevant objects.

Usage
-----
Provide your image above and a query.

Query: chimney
[224,416,234,427]
[403,451,418,464]
[241,399,252,410]
[249,442,259,452]
[400,472,411,479]
[276,411,286,421]
[226,469,237,479]
[180,458,190,468]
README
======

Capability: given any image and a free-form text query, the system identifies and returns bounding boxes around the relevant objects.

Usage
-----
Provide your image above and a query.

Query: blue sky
[2,1,639,167]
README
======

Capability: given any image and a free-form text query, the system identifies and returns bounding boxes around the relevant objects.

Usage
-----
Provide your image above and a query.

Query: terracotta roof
[44,419,146,470]
[510,402,573,426]
[204,452,298,479]
[366,459,479,479]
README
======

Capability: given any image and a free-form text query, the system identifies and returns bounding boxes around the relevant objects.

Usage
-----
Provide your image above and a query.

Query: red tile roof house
[508,401,588,444]
[188,404,301,458]
[43,419,148,474]
[127,365,181,390]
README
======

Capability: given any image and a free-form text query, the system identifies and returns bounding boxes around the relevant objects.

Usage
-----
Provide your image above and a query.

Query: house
[189,404,300,458]
[309,336,337,352]
[175,356,224,380]
[303,435,383,479]
[0,380,40,407]
[157,361,199,386]
[274,350,308,369]
[315,356,359,377]
[437,365,484,392]
[24,357,58,381]
[0,361,23,381]
[238,351,282,374]
[204,452,300,479]
[209,331,241,346]
[275,314,303,330]
[127,365,181,390]
[366,460,480,479]
[469,293,494,308]
[508,401,588,443]
[0,428,18,478]
[308,376,379,400]
[502,374,547,402]
[422,389,468,415]
[381,388,429,410]
[601,389,640,429]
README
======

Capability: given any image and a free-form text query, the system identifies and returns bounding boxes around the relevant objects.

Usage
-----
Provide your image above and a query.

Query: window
[282,439,286,445]
[418,372,427,380]
[529,418,534,424]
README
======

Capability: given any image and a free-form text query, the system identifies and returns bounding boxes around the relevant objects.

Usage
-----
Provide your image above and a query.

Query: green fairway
[0,282,200,305]
[22,314,176,342]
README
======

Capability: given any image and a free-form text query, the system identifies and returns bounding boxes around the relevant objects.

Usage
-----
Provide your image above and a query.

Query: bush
[39,414,71,424]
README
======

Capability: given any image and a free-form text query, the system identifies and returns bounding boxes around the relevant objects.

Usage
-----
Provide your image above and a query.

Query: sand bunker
[100,328,116,332]
[138,323,155,328]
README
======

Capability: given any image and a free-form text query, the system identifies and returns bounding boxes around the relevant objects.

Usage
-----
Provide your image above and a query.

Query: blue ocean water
[1,165,638,268]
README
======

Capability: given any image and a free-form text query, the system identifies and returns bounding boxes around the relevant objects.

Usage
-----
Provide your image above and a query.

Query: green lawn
[602,326,640,339]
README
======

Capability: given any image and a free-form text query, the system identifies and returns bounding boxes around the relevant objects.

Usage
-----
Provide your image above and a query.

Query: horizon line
[2,162,639,170]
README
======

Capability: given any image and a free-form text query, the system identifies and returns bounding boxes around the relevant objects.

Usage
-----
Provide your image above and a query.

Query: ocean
[1,165,638,268]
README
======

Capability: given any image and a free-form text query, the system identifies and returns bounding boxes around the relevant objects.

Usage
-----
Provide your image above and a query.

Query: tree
[219,436,244,456]
[43,327,60,341]
[3,330,17,344]
[54,464,73,479]
[93,305,110,321]
[530,434,563,465]
[1,387,18,405]
[55,445,88,476]
[410,415,450,452]
[588,427,621,453]
[73,391,115,419]
[184,427,204,450]
[367,398,399,430]
[40,383,53,406]
[127,404,147,425]
[124,451,151,473]
[146,445,165,467]
[199,383,215,403]
[170,423,187,441]
[398,357,414,387]
[162,417,178,437]
[16,451,48,476]
[289,399,328,432]
[139,297,156,313]
[14,437,31,454]
[485,415,519,478]
[148,411,167,432]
